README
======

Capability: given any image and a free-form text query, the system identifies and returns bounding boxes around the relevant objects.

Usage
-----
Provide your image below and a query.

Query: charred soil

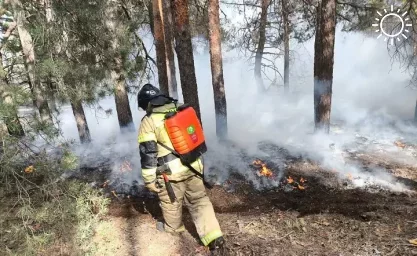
[91,154,417,256]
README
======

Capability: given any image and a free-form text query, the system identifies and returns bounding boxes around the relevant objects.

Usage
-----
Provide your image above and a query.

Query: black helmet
[137,84,160,110]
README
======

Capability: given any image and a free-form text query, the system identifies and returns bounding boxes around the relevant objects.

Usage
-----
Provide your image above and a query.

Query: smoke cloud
[51,28,417,192]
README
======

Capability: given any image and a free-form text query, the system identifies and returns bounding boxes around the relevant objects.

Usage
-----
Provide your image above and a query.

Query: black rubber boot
[208,236,226,256]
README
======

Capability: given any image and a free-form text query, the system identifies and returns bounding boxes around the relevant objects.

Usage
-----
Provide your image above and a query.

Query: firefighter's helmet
[137,83,161,110]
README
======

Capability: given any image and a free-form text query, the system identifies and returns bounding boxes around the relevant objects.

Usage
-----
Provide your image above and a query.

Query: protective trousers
[157,175,223,246]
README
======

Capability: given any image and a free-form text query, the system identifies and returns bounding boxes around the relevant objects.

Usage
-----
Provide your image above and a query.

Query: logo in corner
[373,4,413,46]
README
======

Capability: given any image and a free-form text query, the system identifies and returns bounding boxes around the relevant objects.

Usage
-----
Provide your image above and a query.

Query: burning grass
[251,159,307,191]
[253,160,273,178]
[285,176,307,190]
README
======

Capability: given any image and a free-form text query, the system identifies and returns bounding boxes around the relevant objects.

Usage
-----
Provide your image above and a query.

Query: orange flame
[253,160,273,177]
[285,176,307,190]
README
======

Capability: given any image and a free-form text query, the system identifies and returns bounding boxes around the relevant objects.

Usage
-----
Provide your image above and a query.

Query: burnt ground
[75,142,417,256]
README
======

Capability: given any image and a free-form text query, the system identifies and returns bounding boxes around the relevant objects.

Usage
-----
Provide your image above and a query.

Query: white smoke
[45,27,417,193]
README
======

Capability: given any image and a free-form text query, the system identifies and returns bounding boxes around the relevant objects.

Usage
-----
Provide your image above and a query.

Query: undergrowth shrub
[0,134,110,256]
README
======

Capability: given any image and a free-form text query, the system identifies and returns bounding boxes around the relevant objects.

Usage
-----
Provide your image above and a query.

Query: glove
[145,182,161,193]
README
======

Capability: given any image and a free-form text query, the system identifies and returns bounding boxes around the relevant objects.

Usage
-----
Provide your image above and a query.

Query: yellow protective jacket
[138,102,204,184]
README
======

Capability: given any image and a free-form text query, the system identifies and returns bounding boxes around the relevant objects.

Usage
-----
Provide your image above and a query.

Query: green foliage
[0,1,150,254]
[0,169,110,255]
[337,0,386,32]
[60,149,79,170]
[36,58,70,82]
[67,181,111,253]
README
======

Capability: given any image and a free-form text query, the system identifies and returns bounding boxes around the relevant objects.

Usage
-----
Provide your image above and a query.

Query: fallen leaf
[409,238,417,245]
[287,176,294,184]
[24,165,34,174]
[317,221,330,226]
[346,173,353,180]
[298,185,305,190]
[394,141,406,149]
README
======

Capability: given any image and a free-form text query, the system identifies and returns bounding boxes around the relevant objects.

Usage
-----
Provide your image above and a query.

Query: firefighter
[137,84,226,255]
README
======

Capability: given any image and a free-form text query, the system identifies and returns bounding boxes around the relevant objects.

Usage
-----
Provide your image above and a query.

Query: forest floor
[3,139,417,255]
[89,144,417,256]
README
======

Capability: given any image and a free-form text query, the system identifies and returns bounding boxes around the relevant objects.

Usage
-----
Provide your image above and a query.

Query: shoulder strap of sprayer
[148,96,179,115]
[156,141,213,189]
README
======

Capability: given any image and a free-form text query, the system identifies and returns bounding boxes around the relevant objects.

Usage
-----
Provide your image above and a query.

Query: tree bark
[105,2,134,130]
[313,0,336,133]
[162,0,179,99]
[153,0,169,95]
[208,0,227,139]
[254,0,270,93]
[282,0,290,93]
[71,100,91,144]
[112,66,134,129]
[171,0,202,121]
[414,99,417,123]
[147,0,154,35]
[44,0,58,113]
[14,4,53,124]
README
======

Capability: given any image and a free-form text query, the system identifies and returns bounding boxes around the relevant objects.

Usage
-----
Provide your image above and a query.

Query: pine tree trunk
[254,0,270,93]
[208,0,227,139]
[46,78,58,113]
[112,66,134,129]
[15,5,53,124]
[44,0,58,113]
[105,2,134,130]
[153,0,169,95]
[0,49,24,137]
[282,0,290,94]
[162,0,179,99]
[71,100,91,144]
[414,99,417,123]
[1,87,25,137]
[0,81,24,137]
[171,0,202,121]
[313,0,336,133]
[147,0,154,35]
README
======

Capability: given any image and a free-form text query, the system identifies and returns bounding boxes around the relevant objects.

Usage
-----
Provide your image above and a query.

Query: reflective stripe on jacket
[138,103,203,184]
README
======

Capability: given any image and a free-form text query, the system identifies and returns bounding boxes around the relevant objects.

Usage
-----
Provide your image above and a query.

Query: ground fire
[253,160,273,177]
[286,176,307,190]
